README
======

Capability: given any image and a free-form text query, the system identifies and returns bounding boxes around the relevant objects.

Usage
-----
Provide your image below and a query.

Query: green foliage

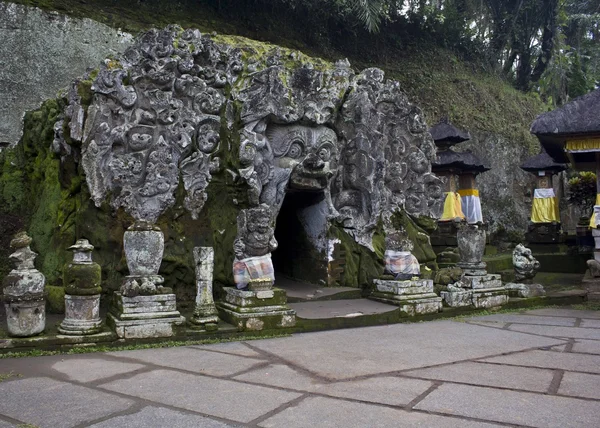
[568,171,597,212]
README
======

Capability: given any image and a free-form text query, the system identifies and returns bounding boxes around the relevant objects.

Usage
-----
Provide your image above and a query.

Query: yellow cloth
[531,197,560,223]
[589,194,600,228]
[457,188,479,197]
[440,192,465,221]
[566,139,600,151]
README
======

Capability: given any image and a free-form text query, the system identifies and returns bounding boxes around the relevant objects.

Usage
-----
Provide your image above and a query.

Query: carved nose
[304,153,324,169]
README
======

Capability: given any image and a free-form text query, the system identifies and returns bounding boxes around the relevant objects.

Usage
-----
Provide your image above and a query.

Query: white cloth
[534,188,555,199]
[461,195,483,224]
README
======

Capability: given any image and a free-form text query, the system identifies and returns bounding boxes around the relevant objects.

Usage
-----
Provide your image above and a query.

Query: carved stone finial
[8,232,37,271]
[69,239,95,264]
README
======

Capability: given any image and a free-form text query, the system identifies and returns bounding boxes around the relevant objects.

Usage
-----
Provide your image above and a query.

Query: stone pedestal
[59,239,103,336]
[442,223,508,308]
[59,295,102,335]
[505,283,546,298]
[2,233,46,337]
[371,279,442,316]
[189,247,219,331]
[107,293,185,339]
[217,287,296,332]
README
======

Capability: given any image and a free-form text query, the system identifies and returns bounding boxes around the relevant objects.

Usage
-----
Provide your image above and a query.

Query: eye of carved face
[317,145,331,162]
[286,140,304,159]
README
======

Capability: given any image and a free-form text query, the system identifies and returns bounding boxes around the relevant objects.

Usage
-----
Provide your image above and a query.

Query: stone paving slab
[415,383,600,427]
[99,369,301,423]
[558,372,600,400]
[88,406,239,427]
[289,298,396,319]
[403,361,554,392]
[258,396,504,428]
[248,321,563,379]
[235,364,433,406]
[580,318,600,328]
[51,357,145,383]
[466,314,577,326]
[0,421,15,428]
[572,339,600,354]
[508,323,600,339]
[0,377,134,427]
[524,308,600,319]
[106,347,265,377]
[189,342,263,358]
[482,349,600,373]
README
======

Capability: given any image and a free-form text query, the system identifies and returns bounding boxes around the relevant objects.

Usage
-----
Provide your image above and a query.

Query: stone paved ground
[1,307,600,427]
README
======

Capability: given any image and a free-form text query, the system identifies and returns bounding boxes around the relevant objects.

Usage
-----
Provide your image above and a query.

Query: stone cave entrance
[272,190,329,287]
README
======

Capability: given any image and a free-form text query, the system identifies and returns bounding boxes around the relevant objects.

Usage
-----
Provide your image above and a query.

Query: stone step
[276,277,362,303]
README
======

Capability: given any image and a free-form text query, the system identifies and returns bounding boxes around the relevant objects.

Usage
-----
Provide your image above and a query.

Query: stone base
[4,297,45,337]
[525,222,561,244]
[471,288,509,308]
[108,293,185,339]
[371,279,443,316]
[505,283,546,298]
[440,289,473,307]
[216,287,296,331]
[59,294,102,336]
[442,274,508,308]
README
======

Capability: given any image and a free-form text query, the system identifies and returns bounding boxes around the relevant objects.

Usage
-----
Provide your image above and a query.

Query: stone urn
[456,222,487,276]
[123,221,164,276]
[59,239,103,335]
[2,232,46,337]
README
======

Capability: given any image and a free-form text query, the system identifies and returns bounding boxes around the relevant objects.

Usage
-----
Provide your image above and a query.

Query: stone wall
[0,2,132,147]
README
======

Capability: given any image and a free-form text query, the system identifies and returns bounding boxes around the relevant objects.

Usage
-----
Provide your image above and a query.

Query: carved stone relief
[53,25,445,286]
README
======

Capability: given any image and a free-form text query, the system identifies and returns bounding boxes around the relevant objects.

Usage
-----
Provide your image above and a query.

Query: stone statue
[513,243,540,282]
[383,228,420,280]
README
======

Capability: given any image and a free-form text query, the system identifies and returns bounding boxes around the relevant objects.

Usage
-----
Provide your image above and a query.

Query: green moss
[391,210,438,270]
[46,285,65,314]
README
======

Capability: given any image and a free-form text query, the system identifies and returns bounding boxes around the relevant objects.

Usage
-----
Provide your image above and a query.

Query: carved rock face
[55,25,445,267]
[267,124,338,194]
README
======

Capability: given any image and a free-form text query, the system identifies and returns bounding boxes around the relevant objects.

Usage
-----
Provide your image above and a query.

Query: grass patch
[0,332,290,359]
[0,371,22,382]
[570,302,600,311]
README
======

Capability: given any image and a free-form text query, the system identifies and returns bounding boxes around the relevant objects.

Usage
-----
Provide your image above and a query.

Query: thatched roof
[520,151,567,173]
[429,120,471,145]
[433,149,490,173]
[531,89,600,136]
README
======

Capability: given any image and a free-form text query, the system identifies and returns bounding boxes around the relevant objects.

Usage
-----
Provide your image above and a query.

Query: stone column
[189,247,219,331]
[59,239,102,335]
[2,232,46,337]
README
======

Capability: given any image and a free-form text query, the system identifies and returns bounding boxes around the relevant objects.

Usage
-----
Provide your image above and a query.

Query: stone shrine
[1,233,46,337]
[46,25,445,327]
[59,239,103,335]
[531,88,600,300]
[520,151,566,245]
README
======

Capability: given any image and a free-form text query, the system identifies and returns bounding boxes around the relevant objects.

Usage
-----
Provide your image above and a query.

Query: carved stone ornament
[513,243,540,282]
[55,25,445,274]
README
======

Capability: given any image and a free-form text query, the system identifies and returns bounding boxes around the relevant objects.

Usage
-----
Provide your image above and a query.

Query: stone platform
[107,293,185,339]
[2,307,600,427]
[216,287,296,332]
[370,279,442,316]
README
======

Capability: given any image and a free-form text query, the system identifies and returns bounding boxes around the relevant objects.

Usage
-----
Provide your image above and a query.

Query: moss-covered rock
[46,285,65,314]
